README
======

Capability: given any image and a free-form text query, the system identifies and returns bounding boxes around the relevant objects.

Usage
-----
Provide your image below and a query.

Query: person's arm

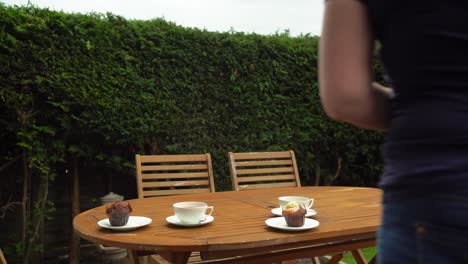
[319,0,391,131]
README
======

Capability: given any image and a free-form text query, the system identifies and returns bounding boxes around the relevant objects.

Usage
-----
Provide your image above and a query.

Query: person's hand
[372,82,395,99]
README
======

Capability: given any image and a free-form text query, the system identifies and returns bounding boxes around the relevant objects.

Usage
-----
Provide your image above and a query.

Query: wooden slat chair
[228,150,314,264]
[228,150,301,191]
[136,153,215,198]
[133,153,215,264]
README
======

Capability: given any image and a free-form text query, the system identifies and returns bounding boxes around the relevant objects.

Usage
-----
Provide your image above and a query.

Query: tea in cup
[173,201,214,224]
[278,196,314,210]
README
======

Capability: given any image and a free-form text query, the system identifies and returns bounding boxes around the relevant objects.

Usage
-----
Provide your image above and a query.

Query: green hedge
[0,4,385,192]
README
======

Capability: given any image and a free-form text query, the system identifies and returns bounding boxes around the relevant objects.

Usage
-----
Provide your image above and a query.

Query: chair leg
[128,250,139,264]
[158,252,191,264]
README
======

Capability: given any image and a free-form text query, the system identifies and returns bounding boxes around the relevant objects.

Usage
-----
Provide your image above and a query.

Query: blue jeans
[378,192,468,264]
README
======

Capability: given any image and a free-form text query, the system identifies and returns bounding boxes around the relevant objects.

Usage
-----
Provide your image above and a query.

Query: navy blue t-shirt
[358,0,468,197]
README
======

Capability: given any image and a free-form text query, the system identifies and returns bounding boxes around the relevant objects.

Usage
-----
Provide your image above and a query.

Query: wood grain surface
[73,187,381,263]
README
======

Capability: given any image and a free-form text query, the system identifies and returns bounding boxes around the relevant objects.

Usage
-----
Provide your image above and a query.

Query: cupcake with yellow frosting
[282,201,306,227]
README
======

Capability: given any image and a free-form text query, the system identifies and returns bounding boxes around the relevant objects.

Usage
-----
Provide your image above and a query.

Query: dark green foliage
[0,4,385,191]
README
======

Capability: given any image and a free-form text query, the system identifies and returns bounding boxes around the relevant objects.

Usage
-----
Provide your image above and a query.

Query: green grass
[340,247,376,264]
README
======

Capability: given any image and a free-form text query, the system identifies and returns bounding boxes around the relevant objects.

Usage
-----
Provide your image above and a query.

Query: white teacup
[278,196,314,210]
[173,201,214,224]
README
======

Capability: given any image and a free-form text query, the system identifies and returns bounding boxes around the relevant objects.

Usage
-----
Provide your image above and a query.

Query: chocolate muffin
[106,201,132,226]
[282,201,306,227]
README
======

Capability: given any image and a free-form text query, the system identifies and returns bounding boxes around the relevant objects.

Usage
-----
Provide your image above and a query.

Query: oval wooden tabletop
[73,186,382,253]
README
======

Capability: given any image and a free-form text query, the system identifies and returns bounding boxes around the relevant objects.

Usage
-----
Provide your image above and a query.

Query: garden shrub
[0,4,386,191]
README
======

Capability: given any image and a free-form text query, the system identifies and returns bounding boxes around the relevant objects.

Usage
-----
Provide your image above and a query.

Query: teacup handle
[205,206,214,216]
[302,200,313,209]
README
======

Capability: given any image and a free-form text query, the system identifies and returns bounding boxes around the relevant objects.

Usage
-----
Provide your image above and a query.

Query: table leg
[327,252,345,264]
[0,248,6,264]
[159,251,191,264]
[351,249,367,264]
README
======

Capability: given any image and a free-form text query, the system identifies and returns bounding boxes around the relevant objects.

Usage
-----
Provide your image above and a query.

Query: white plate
[166,215,214,227]
[98,216,152,231]
[265,217,319,231]
[271,208,317,217]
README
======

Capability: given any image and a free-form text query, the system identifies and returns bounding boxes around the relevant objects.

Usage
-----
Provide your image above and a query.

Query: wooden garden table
[73,186,381,263]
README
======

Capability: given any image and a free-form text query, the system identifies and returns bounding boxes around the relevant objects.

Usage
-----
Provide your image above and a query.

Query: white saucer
[271,208,317,217]
[265,217,319,231]
[98,216,152,231]
[166,215,214,227]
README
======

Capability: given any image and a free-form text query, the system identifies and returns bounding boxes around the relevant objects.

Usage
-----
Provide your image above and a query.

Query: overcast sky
[2,0,324,36]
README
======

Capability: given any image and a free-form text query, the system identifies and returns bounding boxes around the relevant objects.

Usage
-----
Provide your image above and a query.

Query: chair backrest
[228,150,301,191]
[135,153,215,198]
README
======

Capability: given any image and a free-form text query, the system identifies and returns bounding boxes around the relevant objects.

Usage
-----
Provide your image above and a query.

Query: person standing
[319,0,468,263]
